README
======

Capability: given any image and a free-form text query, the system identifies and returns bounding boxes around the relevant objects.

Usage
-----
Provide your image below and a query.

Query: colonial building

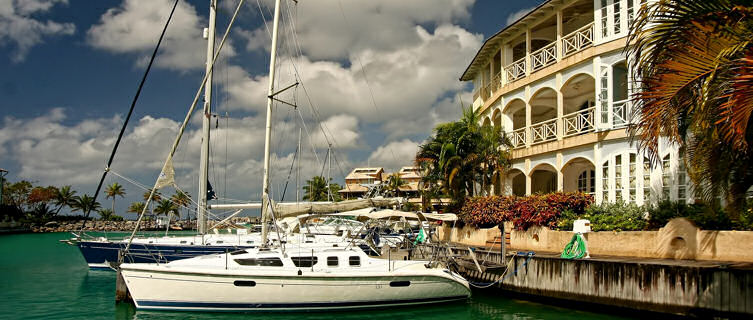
[462,0,689,205]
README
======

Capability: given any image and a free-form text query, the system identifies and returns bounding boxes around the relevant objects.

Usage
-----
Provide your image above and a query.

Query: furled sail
[273,198,401,219]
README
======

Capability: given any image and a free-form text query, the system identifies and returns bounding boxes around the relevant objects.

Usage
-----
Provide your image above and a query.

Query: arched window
[602,161,609,202]
[643,157,651,203]
[662,154,671,199]
[578,170,596,194]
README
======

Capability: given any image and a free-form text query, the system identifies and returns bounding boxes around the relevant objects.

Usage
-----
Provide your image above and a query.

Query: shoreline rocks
[29,220,199,233]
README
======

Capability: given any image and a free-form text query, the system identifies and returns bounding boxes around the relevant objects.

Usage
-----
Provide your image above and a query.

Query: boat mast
[261,0,283,245]
[197,0,217,236]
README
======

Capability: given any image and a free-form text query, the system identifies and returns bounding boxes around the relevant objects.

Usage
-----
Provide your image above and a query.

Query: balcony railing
[612,99,631,127]
[505,57,526,82]
[562,23,594,58]
[562,107,595,137]
[511,127,527,148]
[531,42,557,72]
[490,72,501,94]
[531,118,557,144]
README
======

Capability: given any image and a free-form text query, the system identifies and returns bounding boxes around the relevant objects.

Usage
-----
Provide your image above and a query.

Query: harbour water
[0,232,636,320]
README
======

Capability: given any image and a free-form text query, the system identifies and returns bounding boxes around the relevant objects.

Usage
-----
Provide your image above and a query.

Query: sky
[0,0,543,217]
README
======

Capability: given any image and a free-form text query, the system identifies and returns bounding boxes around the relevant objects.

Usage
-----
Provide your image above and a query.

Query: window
[629,154,636,202]
[600,66,609,125]
[291,256,318,268]
[600,0,609,38]
[615,155,622,201]
[389,281,411,287]
[602,161,610,202]
[234,258,284,267]
[643,157,651,203]
[349,256,361,266]
[216,241,224,244]
[627,0,635,25]
[662,155,671,199]
[678,157,687,203]
[234,280,256,287]
[578,170,596,194]
[613,1,621,35]
[327,256,338,267]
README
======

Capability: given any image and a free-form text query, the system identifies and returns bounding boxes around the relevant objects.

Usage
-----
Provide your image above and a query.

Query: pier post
[498,224,506,265]
[115,269,131,303]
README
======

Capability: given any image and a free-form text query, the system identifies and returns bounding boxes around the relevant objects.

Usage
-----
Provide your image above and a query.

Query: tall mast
[261,0,283,245]
[198,0,217,236]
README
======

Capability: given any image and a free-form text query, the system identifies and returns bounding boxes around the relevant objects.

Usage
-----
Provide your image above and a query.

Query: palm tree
[71,194,101,216]
[53,185,77,216]
[415,105,510,208]
[104,182,126,214]
[384,173,407,197]
[303,176,342,202]
[170,191,191,221]
[154,199,179,220]
[628,0,753,214]
[98,208,114,221]
[128,201,146,217]
[142,189,162,217]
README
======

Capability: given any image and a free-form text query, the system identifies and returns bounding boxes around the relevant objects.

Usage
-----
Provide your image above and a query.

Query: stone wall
[438,218,753,263]
[28,220,199,233]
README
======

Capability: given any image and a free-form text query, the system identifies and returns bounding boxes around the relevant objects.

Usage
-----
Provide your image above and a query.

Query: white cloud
[309,114,360,149]
[505,6,535,27]
[86,0,235,71]
[0,0,75,62]
[367,139,420,173]
[249,0,474,61]
[221,25,482,141]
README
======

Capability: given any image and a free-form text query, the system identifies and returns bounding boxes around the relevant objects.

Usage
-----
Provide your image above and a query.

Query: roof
[459,0,553,81]
[345,167,384,180]
[398,166,421,179]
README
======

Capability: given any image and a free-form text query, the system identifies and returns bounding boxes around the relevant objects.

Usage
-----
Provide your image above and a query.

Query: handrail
[612,99,631,127]
[562,22,593,58]
[505,57,526,82]
[530,41,557,72]
[510,127,527,149]
[563,107,595,137]
[531,118,557,144]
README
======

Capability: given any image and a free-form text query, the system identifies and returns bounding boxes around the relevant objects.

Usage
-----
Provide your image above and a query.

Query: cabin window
[234,258,283,267]
[327,256,338,267]
[230,250,247,255]
[349,256,360,266]
[291,256,318,268]
[389,281,410,287]
[246,241,254,244]
[233,280,256,287]
[216,241,224,244]
[179,241,187,244]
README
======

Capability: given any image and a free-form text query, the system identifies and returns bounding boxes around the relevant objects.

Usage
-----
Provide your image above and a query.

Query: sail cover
[273,198,400,219]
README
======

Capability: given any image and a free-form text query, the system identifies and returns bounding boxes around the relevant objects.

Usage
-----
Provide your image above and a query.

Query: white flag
[155,157,175,189]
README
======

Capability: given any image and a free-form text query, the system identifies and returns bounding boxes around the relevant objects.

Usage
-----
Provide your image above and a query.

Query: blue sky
[0,0,542,217]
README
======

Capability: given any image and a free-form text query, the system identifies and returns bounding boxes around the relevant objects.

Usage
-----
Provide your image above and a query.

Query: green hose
[560,233,587,259]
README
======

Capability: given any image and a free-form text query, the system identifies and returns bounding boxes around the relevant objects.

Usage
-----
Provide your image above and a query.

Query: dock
[430,241,753,317]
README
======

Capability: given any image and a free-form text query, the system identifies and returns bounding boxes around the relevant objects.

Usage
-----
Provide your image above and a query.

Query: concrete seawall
[465,253,753,317]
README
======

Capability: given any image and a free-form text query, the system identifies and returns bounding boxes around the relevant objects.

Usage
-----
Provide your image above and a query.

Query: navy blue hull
[76,241,253,268]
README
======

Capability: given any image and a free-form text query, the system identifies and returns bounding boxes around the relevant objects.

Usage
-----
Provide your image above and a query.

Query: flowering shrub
[459,192,593,230]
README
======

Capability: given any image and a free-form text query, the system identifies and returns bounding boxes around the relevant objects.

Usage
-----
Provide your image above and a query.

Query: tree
[303,176,342,202]
[628,0,753,214]
[128,202,146,217]
[170,190,191,221]
[53,185,77,216]
[142,189,162,216]
[384,173,407,197]
[154,199,179,221]
[71,194,101,216]
[98,208,114,221]
[104,182,126,214]
[416,105,511,208]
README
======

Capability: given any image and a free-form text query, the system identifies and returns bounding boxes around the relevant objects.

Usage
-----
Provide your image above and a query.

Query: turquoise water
[0,232,635,319]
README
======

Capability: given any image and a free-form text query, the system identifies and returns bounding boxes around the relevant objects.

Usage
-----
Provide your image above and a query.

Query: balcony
[478,23,595,105]
[506,105,632,150]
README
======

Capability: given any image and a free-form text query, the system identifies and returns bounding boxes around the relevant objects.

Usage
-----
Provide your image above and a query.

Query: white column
[556,9,563,62]
[525,85,532,147]
[556,73,564,140]
[525,28,531,76]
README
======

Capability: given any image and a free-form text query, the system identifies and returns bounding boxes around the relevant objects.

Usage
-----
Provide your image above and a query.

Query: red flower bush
[459,192,593,230]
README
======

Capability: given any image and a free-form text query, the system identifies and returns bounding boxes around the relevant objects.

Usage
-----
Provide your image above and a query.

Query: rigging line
[256,0,273,39]
[279,142,298,202]
[80,0,181,234]
[125,0,248,253]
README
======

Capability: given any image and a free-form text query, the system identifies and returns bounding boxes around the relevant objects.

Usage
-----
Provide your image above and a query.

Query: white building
[461,0,689,205]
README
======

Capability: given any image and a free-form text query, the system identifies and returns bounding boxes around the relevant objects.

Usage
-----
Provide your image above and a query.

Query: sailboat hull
[121,268,470,311]
[76,240,250,269]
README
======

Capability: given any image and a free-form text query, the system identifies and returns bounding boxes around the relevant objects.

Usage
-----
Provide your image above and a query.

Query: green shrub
[648,200,733,230]
[557,202,647,232]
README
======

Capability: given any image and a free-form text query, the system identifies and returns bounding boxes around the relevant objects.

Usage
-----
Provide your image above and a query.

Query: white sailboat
[119,0,470,311]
